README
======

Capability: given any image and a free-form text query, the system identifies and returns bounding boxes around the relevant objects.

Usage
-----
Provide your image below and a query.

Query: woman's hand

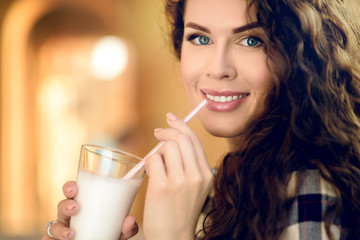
[41,181,139,240]
[143,113,214,240]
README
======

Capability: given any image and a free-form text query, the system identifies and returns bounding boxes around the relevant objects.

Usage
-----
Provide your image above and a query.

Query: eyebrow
[232,22,260,34]
[185,22,211,33]
[184,22,260,34]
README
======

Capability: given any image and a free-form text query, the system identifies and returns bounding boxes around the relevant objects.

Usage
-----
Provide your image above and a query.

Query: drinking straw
[123,99,208,179]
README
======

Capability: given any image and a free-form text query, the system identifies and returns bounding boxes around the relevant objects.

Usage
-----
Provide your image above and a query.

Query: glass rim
[81,144,142,163]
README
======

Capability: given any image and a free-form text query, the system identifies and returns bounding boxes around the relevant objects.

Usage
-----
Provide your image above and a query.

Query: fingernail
[167,112,178,121]
[63,230,71,238]
[132,223,139,232]
[65,187,73,195]
[154,128,161,132]
[66,204,77,211]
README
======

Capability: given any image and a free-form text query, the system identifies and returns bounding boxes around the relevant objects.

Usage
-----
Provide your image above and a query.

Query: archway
[0,0,137,234]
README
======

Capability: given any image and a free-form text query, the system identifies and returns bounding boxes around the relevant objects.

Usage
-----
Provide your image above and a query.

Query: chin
[199,113,246,139]
[203,124,244,139]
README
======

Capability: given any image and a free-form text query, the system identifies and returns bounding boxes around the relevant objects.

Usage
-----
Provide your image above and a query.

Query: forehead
[184,0,256,26]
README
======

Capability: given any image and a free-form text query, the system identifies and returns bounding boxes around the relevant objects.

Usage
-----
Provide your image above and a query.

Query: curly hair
[165,0,360,239]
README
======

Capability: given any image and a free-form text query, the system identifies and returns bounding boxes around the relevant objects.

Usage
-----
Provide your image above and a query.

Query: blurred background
[0,0,227,239]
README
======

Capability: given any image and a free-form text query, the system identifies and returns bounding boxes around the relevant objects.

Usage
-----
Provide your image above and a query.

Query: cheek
[180,57,198,103]
[251,76,273,114]
[180,51,200,86]
[180,44,209,77]
[254,75,272,98]
[242,55,272,96]
[241,57,273,115]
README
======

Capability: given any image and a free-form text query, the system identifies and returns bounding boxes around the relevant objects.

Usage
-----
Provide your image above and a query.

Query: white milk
[70,170,142,240]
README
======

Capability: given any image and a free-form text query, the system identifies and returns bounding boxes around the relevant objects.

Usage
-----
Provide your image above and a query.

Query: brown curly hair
[165,0,360,239]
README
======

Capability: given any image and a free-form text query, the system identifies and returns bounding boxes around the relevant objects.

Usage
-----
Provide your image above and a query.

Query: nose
[205,45,237,81]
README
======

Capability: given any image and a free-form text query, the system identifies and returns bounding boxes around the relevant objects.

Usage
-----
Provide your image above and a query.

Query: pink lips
[201,89,249,112]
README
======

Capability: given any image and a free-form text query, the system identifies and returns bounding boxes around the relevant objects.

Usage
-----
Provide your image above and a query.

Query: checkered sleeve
[283,169,349,240]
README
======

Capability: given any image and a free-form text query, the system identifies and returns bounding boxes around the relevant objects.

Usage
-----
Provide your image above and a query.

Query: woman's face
[181,0,273,142]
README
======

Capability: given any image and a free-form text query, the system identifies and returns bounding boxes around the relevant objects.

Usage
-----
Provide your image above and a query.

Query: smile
[201,90,249,112]
[206,94,248,103]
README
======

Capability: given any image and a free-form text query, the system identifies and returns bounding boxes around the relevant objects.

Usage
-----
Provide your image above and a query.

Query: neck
[226,135,245,152]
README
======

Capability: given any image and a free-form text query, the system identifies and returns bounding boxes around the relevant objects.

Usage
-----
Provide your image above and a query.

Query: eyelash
[186,34,212,45]
[185,34,264,47]
[186,34,199,41]
[239,36,264,47]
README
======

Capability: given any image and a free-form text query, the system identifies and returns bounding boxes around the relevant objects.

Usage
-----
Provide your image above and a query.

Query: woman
[43,0,360,239]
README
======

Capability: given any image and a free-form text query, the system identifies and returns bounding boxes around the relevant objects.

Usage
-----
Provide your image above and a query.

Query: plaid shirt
[283,169,350,240]
[197,169,352,239]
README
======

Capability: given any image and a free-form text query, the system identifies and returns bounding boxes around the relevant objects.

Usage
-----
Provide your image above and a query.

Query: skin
[41,181,139,240]
[44,0,273,239]
[143,113,213,240]
[143,0,272,239]
[181,0,272,148]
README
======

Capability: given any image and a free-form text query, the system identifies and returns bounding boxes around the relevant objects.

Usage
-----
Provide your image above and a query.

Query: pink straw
[123,99,208,179]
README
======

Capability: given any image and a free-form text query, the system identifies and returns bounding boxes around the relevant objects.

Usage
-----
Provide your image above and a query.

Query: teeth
[206,94,247,102]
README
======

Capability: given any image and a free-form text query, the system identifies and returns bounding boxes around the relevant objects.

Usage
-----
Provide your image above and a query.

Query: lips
[201,89,249,112]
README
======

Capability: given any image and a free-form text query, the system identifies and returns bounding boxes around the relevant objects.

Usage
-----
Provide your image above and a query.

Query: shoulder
[283,169,349,240]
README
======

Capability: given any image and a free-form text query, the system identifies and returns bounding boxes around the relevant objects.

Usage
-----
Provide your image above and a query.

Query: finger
[48,221,75,240]
[165,113,213,194]
[159,139,186,178]
[162,113,205,172]
[57,199,79,225]
[166,113,210,173]
[119,216,139,240]
[62,181,78,199]
[154,127,199,176]
[146,152,167,181]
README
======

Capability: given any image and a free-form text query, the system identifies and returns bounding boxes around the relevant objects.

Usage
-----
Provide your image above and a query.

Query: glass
[70,144,144,240]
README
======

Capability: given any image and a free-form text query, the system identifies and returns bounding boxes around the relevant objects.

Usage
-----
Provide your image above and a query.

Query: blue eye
[198,36,210,45]
[187,34,213,45]
[239,36,263,47]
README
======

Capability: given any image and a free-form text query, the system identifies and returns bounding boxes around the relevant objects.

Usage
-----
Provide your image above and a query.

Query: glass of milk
[70,144,145,240]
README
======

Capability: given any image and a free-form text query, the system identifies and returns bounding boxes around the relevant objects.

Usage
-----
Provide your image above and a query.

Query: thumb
[119,216,139,240]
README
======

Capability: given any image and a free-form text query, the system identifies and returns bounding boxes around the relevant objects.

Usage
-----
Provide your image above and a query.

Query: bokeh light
[91,36,128,80]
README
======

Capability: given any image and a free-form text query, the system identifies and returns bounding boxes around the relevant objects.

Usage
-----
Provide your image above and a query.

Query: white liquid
[70,171,142,240]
